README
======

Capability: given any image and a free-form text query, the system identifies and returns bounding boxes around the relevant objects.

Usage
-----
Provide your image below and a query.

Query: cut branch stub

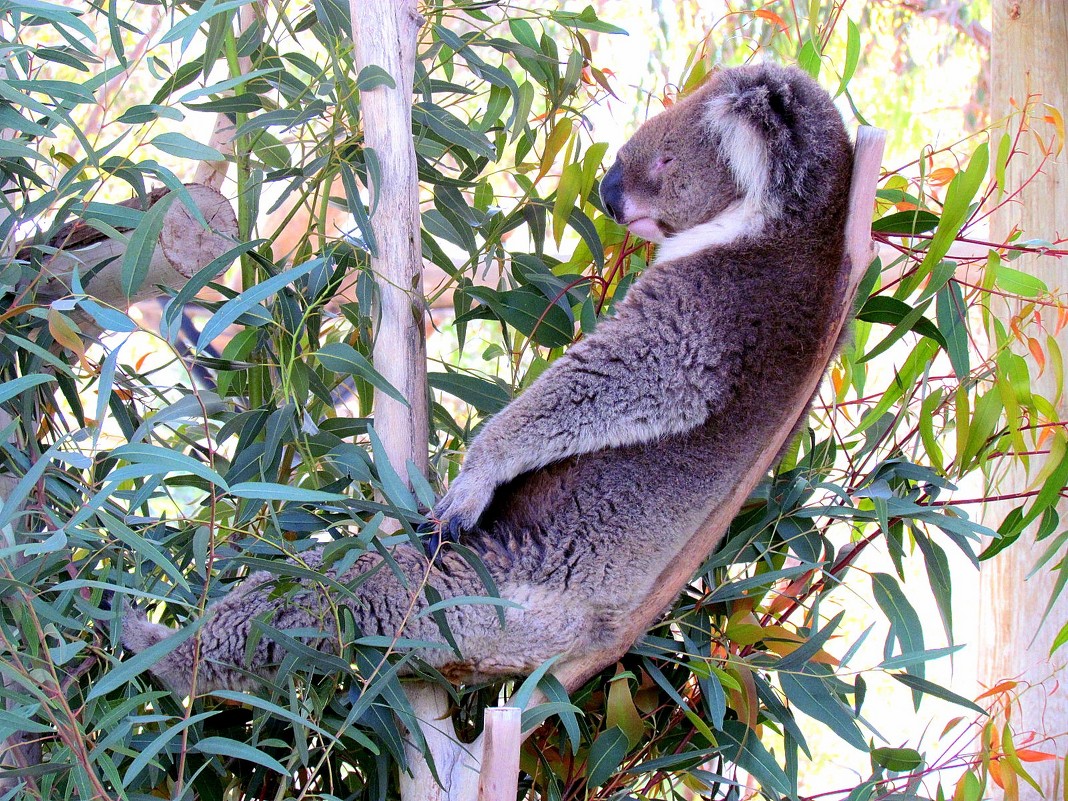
[35,183,237,310]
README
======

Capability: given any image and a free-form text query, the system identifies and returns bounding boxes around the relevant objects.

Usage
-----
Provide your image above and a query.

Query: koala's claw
[415,515,464,556]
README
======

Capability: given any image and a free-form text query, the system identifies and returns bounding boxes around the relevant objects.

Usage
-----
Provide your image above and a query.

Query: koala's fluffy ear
[704,66,807,214]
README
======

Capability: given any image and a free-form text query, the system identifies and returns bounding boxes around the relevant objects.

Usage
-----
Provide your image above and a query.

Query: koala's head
[600,64,850,250]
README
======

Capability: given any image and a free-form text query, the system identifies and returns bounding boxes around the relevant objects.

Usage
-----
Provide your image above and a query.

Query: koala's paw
[432,470,496,541]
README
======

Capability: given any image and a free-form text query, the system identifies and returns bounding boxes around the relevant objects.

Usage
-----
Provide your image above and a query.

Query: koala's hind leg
[119,546,507,695]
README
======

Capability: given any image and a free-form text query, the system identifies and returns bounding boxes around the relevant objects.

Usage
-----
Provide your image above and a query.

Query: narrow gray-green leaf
[316,342,408,406]
[228,482,346,502]
[89,618,203,700]
[192,736,289,776]
[109,443,229,489]
[586,727,629,788]
[150,132,226,162]
[121,192,174,300]
[0,374,56,406]
[196,257,322,351]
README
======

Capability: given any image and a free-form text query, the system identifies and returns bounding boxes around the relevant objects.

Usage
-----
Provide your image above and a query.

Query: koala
[121,63,853,696]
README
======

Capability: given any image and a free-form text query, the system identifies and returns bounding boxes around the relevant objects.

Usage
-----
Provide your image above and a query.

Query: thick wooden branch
[349,3,461,800]
[554,127,887,695]
[31,183,237,313]
[351,0,429,477]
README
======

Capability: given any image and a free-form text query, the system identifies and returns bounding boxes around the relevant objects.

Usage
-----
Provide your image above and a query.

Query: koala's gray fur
[122,64,853,696]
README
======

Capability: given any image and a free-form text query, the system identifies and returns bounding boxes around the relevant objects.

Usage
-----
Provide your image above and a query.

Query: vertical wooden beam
[350,0,429,478]
[349,4,482,800]
[979,3,1068,798]
[477,708,522,801]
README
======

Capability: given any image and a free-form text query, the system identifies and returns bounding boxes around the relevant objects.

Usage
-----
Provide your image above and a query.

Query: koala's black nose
[600,160,624,222]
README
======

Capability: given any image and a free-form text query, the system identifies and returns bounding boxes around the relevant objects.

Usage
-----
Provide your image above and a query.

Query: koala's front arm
[434,269,733,532]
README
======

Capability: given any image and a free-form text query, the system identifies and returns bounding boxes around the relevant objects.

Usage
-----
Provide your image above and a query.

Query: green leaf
[150,132,226,162]
[192,736,289,776]
[0,374,56,406]
[1050,618,1068,657]
[0,443,60,530]
[568,207,604,269]
[916,143,988,280]
[552,162,581,246]
[856,296,946,361]
[413,103,495,160]
[889,674,985,715]
[249,130,291,170]
[208,690,376,751]
[877,645,964,670]
[780,670,867,751]
[122,711,217,787]
[586,727,629,788]
[936,281,970,379]
[316,342,408,406]
[835,18,860,97]
[798,39,822,79]
[159,0,247,50]
[871,209,940,235]
[366,425,417,512]
[228,482,346,502]
[100,510,190,592]
[196,257,322,351]
[176,67,277,103]
[355,65,395,90]
[872,746,923,772]
[720,720,791,796]
[994,265,1048,298]
[468,286,575,348]
[90,618,203,700]
[121,192,174,300]
[109,443,229,490]
[871,573,925,692]
[428,371,509,414]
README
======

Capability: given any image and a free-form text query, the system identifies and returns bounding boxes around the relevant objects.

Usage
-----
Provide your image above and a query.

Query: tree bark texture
[351,0,430,479]
[979,3,1068,797]
[32,183,238,312]
[348,3,455,799]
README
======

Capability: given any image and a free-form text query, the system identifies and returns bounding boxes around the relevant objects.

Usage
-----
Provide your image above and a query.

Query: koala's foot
[415,518,451,555]
[432,469,496,539]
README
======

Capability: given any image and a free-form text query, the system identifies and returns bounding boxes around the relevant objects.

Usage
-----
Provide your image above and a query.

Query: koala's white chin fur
[654,201,765,265]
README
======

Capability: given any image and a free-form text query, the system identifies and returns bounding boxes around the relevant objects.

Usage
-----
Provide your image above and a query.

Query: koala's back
[464,219,851,660]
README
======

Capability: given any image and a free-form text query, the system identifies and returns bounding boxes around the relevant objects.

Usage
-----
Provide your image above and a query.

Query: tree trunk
[348,3,468,799]
[978,3,1068,797]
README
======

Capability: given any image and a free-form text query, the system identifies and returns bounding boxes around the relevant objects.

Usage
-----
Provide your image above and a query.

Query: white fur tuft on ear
[705,96,771,213]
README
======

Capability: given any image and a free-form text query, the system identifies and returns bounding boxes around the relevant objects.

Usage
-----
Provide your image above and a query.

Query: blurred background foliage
[0,0,1064,799]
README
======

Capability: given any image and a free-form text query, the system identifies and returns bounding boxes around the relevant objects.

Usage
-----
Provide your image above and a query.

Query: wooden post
[477,708,522,801]
[978,3,1068,797]
[350,0,429,476]
[348,3,476,800]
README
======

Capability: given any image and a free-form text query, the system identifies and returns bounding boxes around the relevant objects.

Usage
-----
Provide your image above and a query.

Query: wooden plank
[477,708,522,801]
